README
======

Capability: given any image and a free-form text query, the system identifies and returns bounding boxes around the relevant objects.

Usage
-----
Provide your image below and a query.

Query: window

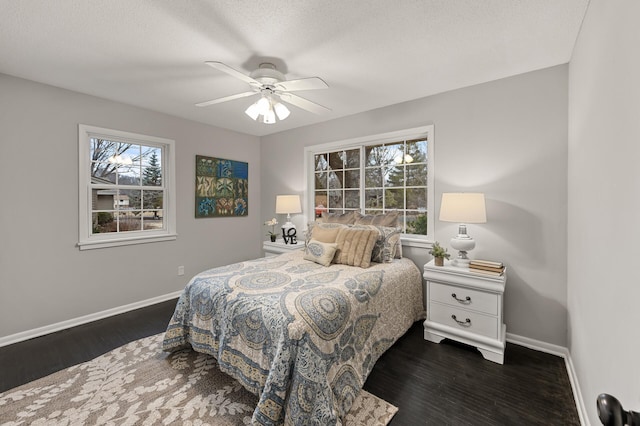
[78,125,176,250]
[306,126,434,243]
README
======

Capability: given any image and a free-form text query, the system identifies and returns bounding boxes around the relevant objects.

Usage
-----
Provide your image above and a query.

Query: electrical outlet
[178,266,184,276]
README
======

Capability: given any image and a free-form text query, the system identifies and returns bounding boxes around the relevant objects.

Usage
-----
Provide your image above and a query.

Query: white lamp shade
[275,195,302,214]
[439,193,487,223]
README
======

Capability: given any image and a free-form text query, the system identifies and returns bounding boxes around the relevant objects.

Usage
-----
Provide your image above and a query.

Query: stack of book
[469,259,505,276]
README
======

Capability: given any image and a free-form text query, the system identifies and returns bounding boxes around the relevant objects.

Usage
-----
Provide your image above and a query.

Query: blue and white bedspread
[163,250,425,425]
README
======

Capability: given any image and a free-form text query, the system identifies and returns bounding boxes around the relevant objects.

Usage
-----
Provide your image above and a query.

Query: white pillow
[303,239,338,267]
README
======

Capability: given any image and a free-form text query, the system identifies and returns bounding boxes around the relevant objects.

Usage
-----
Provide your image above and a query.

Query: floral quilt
[163,250,425,425]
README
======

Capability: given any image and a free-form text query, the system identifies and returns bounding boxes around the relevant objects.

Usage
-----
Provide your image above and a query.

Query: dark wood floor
[0,300,580,425]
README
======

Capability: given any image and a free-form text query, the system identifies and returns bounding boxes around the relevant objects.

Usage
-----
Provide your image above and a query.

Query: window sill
[78,233,177,250]
[400,236,434,249]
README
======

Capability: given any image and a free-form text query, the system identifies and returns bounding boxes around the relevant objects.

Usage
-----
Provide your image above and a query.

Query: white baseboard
[0,291,182,348]
[506,332,567,357]
[507,332,590,426]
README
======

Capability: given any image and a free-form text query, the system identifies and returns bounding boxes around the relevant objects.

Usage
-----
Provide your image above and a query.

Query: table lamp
[439,193,487,267]
[275,195,302,244]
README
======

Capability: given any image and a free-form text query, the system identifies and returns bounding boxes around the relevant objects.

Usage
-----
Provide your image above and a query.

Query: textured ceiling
[0,0,589,136]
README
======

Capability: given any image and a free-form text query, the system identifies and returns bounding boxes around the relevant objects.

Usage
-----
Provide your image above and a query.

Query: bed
[163,249,425,425]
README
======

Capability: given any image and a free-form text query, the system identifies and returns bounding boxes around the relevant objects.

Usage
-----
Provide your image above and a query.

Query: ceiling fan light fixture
[273,102,290,120]
[263,108,276,124]
[245,102,261,120]
[256,96,271,115]
[199,61,331,124]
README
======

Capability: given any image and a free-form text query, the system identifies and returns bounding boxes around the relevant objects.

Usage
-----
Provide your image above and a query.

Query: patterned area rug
[0,333,397,425]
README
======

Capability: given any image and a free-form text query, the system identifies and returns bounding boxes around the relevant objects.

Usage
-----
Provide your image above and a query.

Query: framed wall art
[195,155,248,218]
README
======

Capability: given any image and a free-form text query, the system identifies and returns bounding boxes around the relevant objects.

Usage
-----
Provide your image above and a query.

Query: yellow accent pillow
[333,227,379,268]
[303,239,338,267]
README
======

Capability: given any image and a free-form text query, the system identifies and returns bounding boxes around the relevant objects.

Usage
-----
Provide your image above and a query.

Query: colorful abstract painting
[195,155,248,218]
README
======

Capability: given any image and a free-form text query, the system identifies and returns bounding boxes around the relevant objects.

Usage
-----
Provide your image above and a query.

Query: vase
[434,257,444,266]
[270,235,276,242]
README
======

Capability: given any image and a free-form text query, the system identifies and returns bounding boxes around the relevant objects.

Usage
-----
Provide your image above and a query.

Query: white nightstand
[262,239,305,257]
[423,259,507,364]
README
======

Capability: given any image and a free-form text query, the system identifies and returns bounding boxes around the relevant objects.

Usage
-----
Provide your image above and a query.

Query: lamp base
[450,233,476,268]
[451,256,471,268]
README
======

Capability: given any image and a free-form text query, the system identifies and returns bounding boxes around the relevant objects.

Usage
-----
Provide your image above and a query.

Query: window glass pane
[119,189,141,210]
[315,154,328,171]
[141,146,158,165]
[365,189,383,208]
[365,144,390,167]
[329,151,344,170]
[142,147,162,186]
[126,145,142,166]
[118,211,142,232]
[386,165,404,187]
[144,189,163,210]
[386,143,405,165]
[406,211,428,235]
[407,138,428,163]
[118,164,141,186]
[344,170,359,188]
[344,149,360,168]
[328,170,343,189]
[143,209,163,228]
[315,172,328,190]
[345,190,360,209]
[365,168,383,187]
[328,190,343,209]
[92,211,116,234]
[90,138,117,163]
[114,142,136,165]
[385,188,404,209]
[314,192,327,218]
[407,188,427,210]
[405,163,427,186]
[91,164,117,183]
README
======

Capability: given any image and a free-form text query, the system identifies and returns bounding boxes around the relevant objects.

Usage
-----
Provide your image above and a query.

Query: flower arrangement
[264,218,279,241]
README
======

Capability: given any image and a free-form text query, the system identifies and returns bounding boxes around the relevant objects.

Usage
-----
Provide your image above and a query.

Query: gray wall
[568,0,640,423]
[262,66,569,346]
[0,73,262,338]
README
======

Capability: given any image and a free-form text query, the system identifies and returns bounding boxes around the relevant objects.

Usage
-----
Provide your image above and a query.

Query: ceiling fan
[196,61,331,124]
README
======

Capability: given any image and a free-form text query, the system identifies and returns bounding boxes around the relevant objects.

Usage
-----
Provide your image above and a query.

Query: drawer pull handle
[451,314,472,327]
[451,293,471,304]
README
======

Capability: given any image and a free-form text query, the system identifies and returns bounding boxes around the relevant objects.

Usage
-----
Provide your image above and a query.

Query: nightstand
[423,259,507,364]
[262,239,305,257]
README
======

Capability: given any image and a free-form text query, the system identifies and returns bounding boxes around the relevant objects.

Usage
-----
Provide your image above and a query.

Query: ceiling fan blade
[195,91,257,107]
[277,93,331,115]
[205,61,261,86]
[275,77,328,92]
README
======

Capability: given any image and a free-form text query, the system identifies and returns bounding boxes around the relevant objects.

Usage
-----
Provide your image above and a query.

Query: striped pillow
[333,227,379,268]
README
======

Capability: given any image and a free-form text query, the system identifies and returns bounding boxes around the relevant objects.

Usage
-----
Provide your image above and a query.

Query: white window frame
[304,125,434,247]
[78,124,177,250]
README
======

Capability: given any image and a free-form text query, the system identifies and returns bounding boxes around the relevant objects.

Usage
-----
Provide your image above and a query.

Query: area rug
[0,333,397,425]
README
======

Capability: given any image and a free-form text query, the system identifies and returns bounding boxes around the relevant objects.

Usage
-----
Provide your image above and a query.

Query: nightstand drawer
[429,303,500,339]
[430,281,499,315]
